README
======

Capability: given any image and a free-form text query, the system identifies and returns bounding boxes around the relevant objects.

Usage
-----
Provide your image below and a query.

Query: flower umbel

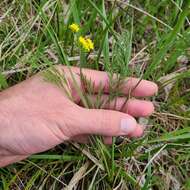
[79,36,89,51]
[79,36,94,52]
[69,23,80,33]
[86,38,94,50]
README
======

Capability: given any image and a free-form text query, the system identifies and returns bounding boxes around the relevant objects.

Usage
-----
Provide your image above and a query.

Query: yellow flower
[79,36,89,51]
[69,23,80,33]
[86,38,94,50]
[78,36,94,52]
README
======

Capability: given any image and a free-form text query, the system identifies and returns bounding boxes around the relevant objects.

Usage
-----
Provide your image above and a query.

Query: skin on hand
[0,66,158,167]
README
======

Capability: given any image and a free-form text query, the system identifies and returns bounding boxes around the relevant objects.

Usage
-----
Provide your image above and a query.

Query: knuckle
[99,110,119,135]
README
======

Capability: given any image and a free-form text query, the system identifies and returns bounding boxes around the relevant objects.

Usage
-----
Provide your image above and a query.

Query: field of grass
[0,0,190,189]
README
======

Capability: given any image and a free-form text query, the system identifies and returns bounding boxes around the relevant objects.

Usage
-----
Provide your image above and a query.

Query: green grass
[0,0,190,189]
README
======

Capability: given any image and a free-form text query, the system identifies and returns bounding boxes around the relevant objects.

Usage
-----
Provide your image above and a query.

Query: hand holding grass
[0,66,158,167]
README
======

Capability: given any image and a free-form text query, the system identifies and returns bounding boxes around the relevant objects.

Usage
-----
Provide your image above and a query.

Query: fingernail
[120,118,136,134]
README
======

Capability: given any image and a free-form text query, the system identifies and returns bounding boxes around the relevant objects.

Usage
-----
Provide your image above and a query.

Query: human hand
[0,66,158,167]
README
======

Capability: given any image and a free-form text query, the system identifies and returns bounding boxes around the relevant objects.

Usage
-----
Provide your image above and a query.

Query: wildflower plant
[44,23,98,109]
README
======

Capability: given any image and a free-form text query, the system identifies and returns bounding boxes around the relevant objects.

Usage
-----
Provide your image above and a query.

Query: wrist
[0,94,9,125]
[0,93,14,167]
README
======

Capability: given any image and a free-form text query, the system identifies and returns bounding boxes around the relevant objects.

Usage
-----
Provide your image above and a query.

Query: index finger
[60,66,158,97]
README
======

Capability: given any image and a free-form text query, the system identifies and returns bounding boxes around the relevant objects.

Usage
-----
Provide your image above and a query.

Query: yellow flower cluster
[69,23,94,52]
[79,36,94,52]
[69,23,80,33]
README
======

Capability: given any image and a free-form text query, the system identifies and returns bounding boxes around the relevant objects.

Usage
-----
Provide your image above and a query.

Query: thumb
[75,108,138,137]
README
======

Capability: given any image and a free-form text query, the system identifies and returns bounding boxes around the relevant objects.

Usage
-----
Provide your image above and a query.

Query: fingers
[122,78,158,97]
[58,66,158,97]
[71,107,139,137]
[71,124,144,144]
[103,124,144,144]
[129,124,144,138]
[104,124,144,144]
[79,95,154,117]
[0,155,28,168]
